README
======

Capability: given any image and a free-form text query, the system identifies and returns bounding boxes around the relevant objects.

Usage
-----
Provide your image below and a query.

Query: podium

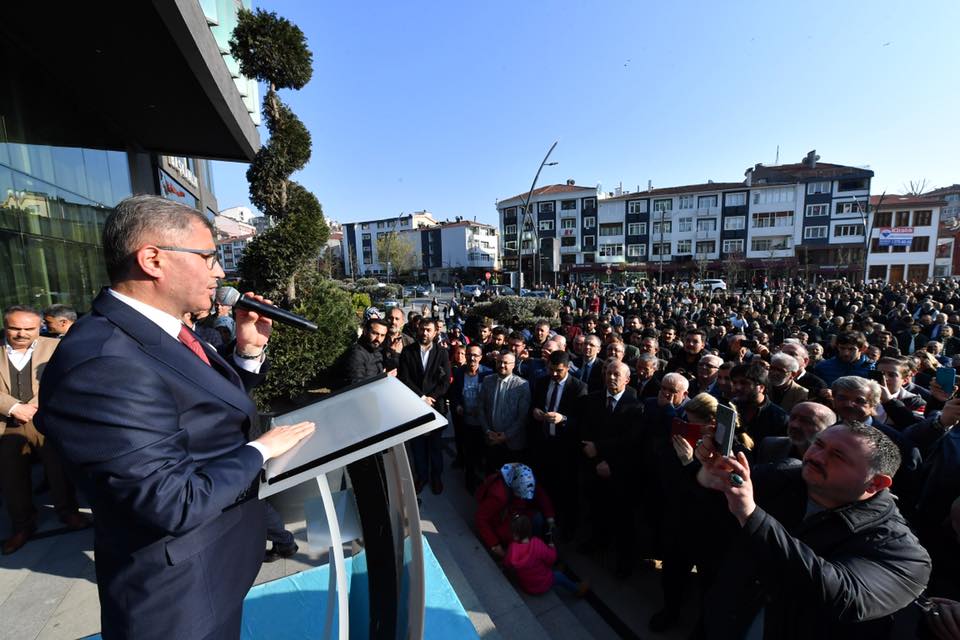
[259,374,447,640]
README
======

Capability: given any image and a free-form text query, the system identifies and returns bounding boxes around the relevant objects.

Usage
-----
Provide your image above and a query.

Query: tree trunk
[287,271,297,303]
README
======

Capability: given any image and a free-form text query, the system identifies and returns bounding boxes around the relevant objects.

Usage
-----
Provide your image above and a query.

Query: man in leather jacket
[694,422,931,639]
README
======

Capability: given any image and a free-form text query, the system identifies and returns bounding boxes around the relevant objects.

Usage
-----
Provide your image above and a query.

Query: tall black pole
[516,141,558,290]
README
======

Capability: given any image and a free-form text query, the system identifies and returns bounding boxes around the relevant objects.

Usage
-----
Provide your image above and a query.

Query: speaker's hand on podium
[255,421,316,460]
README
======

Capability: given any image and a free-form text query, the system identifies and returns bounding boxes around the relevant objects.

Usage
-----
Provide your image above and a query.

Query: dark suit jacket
[35,290,267,640]
[896,330,930,355]
[529,374,587,445]
[398,342,451,408]
[576,357,605,394]
[577,387,643,478]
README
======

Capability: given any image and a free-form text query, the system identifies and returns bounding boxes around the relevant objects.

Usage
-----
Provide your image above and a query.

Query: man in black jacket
[731,363,789,442]
[696,422,931,640]
[578,360,643,578]
[337,318,388,387]
[398,318,450,494]
[528,350,587,537]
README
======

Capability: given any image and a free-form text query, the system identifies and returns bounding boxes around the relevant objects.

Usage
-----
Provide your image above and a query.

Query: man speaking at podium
[36,195,314,640]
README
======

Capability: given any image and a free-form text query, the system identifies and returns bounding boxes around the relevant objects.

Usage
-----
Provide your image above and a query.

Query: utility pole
[855,192,885,283]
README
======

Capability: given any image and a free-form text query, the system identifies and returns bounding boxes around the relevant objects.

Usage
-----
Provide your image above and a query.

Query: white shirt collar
[607,389,626,402]
[4,338,37,355]
[5,339,37,371]
[108,288,184,340]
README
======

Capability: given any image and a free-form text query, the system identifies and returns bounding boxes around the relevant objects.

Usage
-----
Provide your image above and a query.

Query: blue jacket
[814,354,874,385]
[36,290,267,640]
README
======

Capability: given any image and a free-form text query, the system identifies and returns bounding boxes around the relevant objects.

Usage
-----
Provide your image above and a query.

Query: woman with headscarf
[474,462,555,559]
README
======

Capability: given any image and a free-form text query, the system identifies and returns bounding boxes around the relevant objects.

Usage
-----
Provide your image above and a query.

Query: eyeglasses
[156,246,220,269]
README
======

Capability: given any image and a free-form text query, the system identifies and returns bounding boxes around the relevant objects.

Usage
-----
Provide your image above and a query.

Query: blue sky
[212,0,960,227]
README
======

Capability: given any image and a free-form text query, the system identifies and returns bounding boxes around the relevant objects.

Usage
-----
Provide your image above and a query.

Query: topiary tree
[252,273,358,409]
[230,8,327,302]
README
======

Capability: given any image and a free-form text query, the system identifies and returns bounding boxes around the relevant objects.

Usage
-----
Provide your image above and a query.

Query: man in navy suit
[36,195,314,640]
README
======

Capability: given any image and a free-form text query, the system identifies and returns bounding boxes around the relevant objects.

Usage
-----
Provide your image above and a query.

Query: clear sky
[212,0,960,227]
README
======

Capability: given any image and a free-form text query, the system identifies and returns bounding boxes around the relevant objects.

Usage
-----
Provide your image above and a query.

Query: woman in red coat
[474,463,555,559]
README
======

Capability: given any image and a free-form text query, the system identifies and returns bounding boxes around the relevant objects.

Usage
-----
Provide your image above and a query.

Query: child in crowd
[503,515,587,597]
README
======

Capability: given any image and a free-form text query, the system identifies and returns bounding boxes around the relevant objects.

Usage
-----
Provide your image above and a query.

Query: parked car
[461,284,482,297]
[402,286,416,297]
[693,278,727,292]
[382,299,401,309]
[416,284,431,296]
[489,285,516,296]
[521,289,550,298]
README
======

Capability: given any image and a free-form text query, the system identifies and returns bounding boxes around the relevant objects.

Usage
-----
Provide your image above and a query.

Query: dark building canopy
[0,0,259,161]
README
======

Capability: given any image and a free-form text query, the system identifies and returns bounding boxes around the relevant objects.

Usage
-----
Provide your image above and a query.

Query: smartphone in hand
[935,367,957,397]
[714,404,737,457]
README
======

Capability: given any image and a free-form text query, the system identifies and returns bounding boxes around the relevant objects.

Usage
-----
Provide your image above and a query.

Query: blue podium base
[86,536,477,640]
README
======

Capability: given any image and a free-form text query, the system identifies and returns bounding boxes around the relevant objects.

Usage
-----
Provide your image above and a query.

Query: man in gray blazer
[479,352,531,472]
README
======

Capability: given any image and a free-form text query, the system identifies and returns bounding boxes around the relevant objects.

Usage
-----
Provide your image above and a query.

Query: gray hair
[43,304,77,322]
[638,353,660,368]
[661,372,689,392]
[771,352,800,373]
[585,334,602,348]
[3,305,41,321]
[103,195,213,282]
[699,354,723,368]
[832,375,881,407]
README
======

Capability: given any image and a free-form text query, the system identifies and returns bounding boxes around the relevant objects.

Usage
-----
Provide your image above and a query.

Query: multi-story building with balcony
[925,184,960,278]
[496,180,598,286]
[866,195,945,282]
[495,151,878,283]
[213,213,256,277]
[342,212,499,283]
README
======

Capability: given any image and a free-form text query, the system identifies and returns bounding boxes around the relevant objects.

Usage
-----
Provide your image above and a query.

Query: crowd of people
[342,276,960,639]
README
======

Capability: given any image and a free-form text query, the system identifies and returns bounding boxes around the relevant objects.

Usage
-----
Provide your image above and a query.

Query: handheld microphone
[215,287,319,332]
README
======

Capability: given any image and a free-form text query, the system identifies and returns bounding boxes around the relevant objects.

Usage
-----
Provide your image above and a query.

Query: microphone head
[216,286,241,307]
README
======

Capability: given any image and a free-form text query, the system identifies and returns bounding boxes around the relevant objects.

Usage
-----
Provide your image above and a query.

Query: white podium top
[258,375,448,498]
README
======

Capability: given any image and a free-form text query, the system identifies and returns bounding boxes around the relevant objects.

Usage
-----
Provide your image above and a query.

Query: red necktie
[178,325,211,366]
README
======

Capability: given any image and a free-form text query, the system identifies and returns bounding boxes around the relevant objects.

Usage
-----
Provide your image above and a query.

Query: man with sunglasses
[37,195,314,640]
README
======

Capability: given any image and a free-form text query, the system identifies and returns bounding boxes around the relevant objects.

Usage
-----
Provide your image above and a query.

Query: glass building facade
[0,143,132,313]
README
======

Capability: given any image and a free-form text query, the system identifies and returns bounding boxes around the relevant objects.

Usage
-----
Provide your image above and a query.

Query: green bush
[354,277,380,287]
[254,276,358,409]
[351,292,372,317]
[466,296,560,326]
[356,283,401,303]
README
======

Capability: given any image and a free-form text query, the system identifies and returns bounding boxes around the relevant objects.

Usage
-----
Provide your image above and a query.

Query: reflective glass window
[52,146,87,196]
[83,148,113,205]
[106,151,132,206]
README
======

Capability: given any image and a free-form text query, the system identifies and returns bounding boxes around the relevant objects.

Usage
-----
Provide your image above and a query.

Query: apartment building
[342,211,499,282]
[925,184,960,277]
[866,195,946,282]
[495,151,877,283]
[213,214,256,277]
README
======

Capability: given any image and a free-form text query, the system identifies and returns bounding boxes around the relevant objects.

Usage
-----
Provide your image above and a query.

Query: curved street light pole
[516,141,558,290]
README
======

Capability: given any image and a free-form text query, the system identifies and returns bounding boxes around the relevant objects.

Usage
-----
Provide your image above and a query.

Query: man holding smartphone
[874,357,927,429]
[694,422,931,638]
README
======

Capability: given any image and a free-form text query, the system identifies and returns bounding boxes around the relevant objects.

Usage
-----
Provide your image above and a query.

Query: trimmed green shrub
[254,276,358,408]
[466,296,560,325]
